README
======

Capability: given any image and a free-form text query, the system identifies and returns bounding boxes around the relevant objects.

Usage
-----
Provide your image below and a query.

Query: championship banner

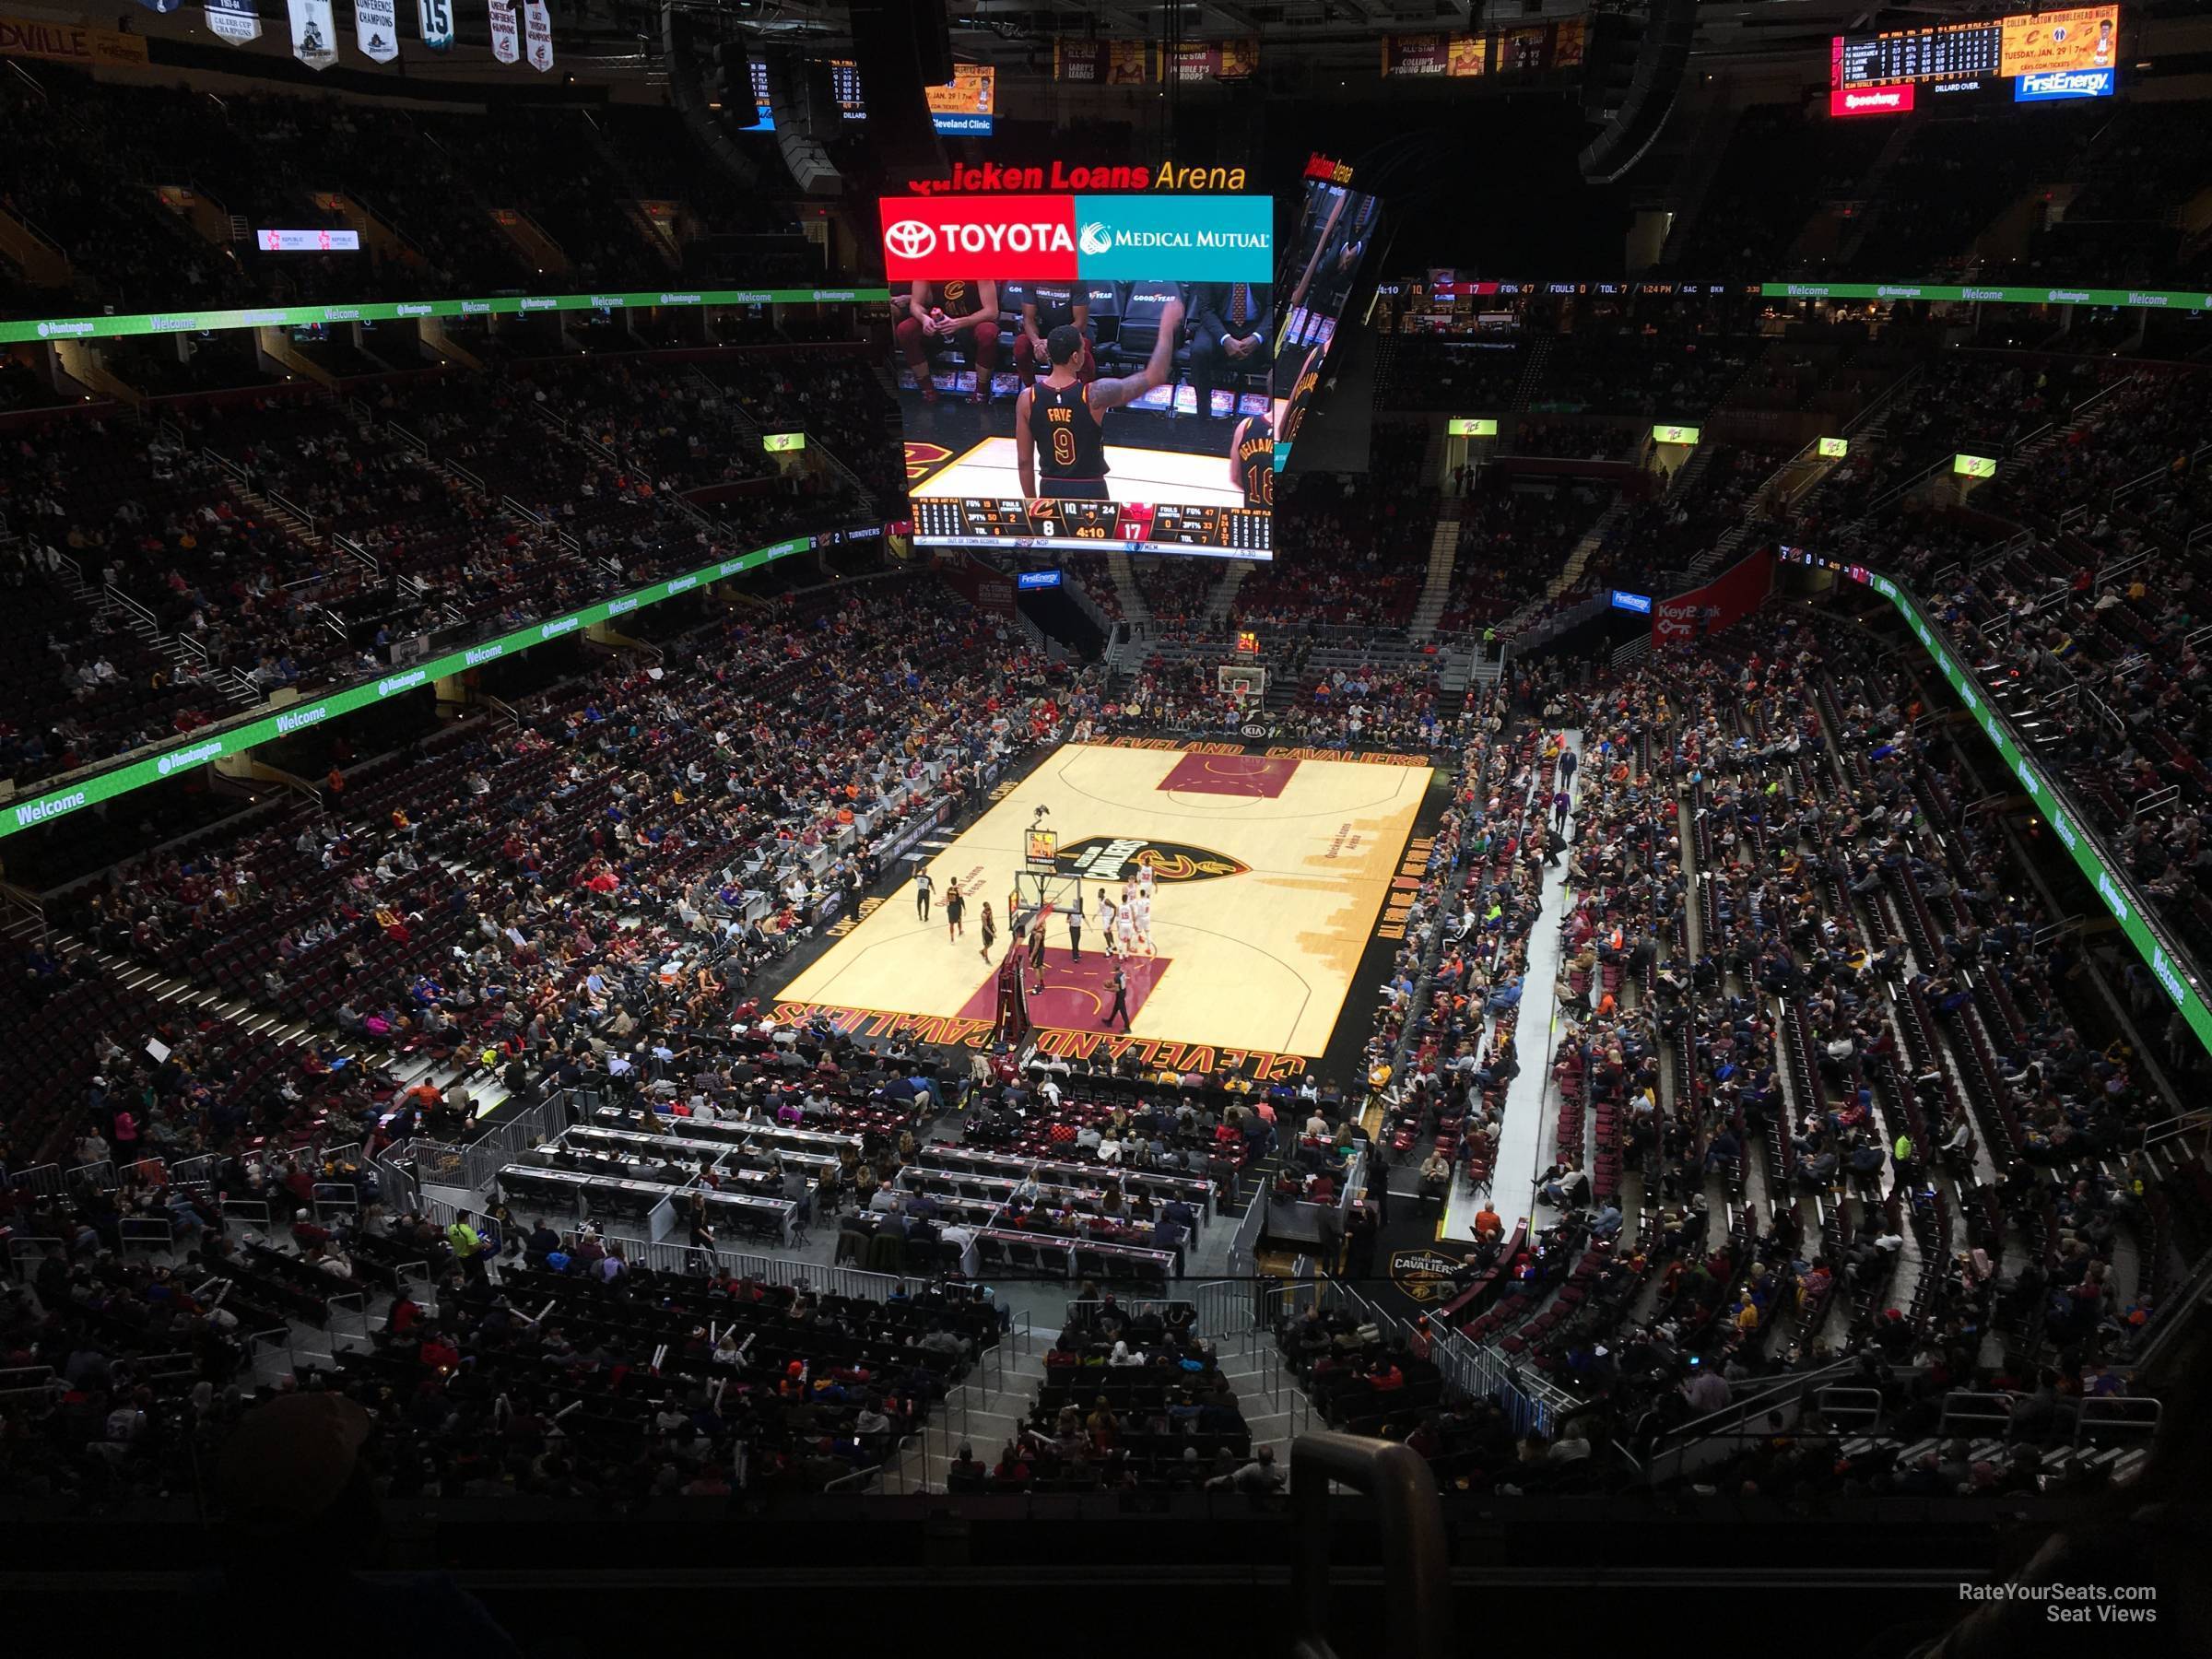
[488,0,518,64]
[356,0,398,63]
[205,0,261,43]
[1496,25,1552,75]
[135,0,182,11]
[0,13,151,64]
[523,0,551,71]
[1381,32,1486,76]
[1160,38,1258,83]
[288,0,339,69]
[417,0,453,50]
[1553,17,1587,69]
[1052,38,1148,84]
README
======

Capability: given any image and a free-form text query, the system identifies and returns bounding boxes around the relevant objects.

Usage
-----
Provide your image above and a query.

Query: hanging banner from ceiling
[356,0,398,62]
[204,0,262,44]
[417,0,453,50]
[488,0,518,64]
[1159,38,1258,82]
[1051,38,1149,84]
[288,0,339,69]
[523,0,551,71]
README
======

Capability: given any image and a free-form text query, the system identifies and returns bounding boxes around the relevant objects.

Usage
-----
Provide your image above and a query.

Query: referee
[1102,964,1132,1031]
[1066,890,1086,962]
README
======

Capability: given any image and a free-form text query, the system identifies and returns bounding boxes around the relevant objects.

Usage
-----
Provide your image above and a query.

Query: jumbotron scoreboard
[1831,6,2120,99]
[912,496,1271,557]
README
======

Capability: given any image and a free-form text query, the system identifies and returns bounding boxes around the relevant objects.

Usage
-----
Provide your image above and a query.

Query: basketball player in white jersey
[1134,887,1155,955]
[1097,886,1122,959]
[1112,883,1138,957]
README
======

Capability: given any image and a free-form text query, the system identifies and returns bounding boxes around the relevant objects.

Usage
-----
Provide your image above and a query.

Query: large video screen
[1271,171,1380,464]
[880,192,1273,558]
[1831,5,2117,100]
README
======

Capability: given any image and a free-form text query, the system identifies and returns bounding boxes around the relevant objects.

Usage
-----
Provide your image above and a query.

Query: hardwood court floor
[775,741,1432,1058]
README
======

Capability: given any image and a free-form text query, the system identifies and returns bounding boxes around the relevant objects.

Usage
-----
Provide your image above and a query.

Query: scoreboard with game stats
[912,497,1270,558]
[1831,6,2119,100]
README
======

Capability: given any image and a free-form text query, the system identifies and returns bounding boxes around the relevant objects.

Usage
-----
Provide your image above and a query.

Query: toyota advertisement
[880,191,1275,558]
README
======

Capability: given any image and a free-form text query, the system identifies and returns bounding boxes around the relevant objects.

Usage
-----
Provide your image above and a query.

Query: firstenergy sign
[877,194,1270,282]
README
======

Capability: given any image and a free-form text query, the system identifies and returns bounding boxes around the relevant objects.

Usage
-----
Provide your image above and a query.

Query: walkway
[1442,729,1583,1242]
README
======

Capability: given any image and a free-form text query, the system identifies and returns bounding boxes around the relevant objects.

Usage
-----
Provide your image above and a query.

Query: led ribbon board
[0,287,888,345]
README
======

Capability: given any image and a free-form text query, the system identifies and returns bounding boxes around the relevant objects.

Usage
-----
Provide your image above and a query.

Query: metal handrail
[1292,1432,1449,1659]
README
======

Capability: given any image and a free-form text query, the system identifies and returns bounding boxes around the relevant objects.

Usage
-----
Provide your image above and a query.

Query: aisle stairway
[1106,551,1150,628]
[1206,560,1254,629]
[1406,511,1463,641]
[1510,337,1554,413]
[1543,499,1632,602]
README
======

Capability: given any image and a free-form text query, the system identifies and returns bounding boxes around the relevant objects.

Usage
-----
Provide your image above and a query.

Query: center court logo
[1053,835,1248,884]
[885,220,936,260]
[1078,222,1113,257]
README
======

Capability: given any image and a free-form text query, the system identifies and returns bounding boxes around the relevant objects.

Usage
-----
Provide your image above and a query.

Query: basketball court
[906,434,1245,509]
[772,741,1433,1061]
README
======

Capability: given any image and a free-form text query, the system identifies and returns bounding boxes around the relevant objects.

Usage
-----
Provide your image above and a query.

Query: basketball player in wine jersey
[1015,299,1184,507]
[1230,408,1274,509]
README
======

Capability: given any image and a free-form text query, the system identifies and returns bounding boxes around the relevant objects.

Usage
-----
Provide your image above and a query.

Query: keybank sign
[0,523,876,841]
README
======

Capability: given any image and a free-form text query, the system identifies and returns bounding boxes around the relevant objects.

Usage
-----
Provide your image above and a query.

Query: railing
[5,1161,61,1198]
[0,1366,58,1406]
[247,1326,296,1387]
[119,1217,174,1253]
[0,879,47,947]
[1223,1185,1268,1277]
[1635,1356,1877,1486]
[6,1236,64,1283]
[101,582,159,633]
[1292,1433,1450,1659]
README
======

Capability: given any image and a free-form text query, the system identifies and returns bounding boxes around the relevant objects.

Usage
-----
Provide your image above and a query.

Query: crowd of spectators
[1237,434,1432,629]
[1528,322,1754,419]
[0,347,903,790]
[1438,478,1613,633]
[1356,608,2177,1495]
[0,73,836,324]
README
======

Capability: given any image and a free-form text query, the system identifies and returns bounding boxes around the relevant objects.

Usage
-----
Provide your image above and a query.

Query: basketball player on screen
[1230,407,1274,508]
[1016,298,1185,509]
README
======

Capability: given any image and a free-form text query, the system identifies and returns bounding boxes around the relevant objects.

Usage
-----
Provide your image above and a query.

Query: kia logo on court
[884,219,937,260]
